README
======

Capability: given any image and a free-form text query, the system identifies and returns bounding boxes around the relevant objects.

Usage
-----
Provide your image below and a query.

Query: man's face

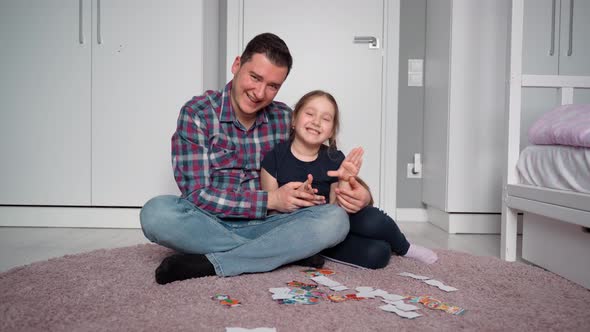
[230,53,289,126]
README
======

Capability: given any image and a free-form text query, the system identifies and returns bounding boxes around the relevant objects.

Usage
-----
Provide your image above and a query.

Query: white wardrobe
[422,0,510,233]
[0,0,213,227]
[520,0,590,149]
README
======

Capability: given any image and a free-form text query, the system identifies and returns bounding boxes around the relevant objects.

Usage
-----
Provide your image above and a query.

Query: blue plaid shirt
[172,81,292,219]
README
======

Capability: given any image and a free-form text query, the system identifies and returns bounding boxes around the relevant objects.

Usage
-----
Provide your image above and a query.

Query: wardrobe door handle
[353,36,380,49]
[79,0,84,44]
[567,0,574,56]
[97,0,103,44]
[549,0,556,55]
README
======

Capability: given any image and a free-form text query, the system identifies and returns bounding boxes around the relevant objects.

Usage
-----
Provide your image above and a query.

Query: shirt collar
[220,81,269,129]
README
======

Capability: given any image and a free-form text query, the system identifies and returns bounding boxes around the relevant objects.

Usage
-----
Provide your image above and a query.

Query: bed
[502,0,590,289]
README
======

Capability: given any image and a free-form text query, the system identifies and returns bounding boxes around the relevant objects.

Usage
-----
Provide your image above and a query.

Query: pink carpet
[1,244,588,331]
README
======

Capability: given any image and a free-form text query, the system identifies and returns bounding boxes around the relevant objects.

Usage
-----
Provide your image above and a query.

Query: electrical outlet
[407,163,422,178]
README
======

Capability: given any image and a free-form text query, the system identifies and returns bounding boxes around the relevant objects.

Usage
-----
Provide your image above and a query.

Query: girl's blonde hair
[289,90,340,152]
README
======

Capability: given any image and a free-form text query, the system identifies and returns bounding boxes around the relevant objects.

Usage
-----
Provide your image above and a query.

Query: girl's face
[292,96,336,147]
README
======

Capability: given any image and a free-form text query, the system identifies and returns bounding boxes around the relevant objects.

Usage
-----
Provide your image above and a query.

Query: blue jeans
[140,195,349,277]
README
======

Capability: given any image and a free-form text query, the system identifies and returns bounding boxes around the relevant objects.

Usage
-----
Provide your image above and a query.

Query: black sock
[155,253,216,284]
[291,253,325,268]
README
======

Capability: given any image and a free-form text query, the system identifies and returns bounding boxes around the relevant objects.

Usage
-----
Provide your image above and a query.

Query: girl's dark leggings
[322,206,410,269]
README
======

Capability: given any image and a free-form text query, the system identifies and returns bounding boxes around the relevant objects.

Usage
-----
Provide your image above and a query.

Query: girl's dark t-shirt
[261,141,345,199]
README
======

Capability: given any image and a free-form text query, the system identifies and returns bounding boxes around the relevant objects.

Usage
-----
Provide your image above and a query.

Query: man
[140,33,371,284]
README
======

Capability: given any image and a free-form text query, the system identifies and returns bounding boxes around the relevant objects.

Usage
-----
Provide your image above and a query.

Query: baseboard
[395,208,428,222]
[0,206,141,228]
[426,206,500,234]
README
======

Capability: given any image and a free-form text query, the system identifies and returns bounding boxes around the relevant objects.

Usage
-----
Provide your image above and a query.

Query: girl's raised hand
[327,147,364,181]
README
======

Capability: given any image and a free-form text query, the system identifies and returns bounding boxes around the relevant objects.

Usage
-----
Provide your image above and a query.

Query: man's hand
[333,176,372,213]
[268,178,326,213]
[327,147,363,181]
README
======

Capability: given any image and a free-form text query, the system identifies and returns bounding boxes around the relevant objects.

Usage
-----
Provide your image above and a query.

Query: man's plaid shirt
[172,81,291,219]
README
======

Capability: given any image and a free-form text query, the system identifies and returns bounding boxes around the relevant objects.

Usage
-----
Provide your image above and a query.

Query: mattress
[517,145,590,194]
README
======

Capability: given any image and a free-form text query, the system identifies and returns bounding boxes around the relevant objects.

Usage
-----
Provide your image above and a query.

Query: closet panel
[522,0,559,75]
[0,0,92,205]
[522,0,590,76]
[423,0,509,232]
[91,0,203,206]
[558,0,590,75]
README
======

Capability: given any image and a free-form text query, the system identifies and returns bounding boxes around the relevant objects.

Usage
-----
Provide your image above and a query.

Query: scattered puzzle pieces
[265,269,467,320]
[212,294,241,307]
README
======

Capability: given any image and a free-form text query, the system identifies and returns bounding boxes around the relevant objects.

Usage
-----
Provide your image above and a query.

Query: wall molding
[426,205,501,234]
[396,208,428,222]
[0,206,141,229]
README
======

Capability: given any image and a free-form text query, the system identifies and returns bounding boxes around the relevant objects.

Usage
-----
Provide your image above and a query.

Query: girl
[261,90,437,269]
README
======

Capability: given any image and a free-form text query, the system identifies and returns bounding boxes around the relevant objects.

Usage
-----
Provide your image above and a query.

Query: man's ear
[231,56,241,75]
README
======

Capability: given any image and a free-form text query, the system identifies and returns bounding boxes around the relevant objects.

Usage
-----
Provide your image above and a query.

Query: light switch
[408,73,423,86]
[409,59,423,72]
[408,59,423,87]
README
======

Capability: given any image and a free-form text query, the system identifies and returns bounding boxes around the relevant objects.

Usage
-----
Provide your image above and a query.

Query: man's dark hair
[240,33,293,75]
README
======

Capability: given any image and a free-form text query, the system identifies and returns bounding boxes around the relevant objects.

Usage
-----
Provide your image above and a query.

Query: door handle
[549,0,556,55]
[97,0,103,44]
[567,0,574,56]
[79,0,84,44]
[353,36,380,49]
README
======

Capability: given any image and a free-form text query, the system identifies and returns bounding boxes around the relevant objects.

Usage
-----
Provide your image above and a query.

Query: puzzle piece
[384,300,419,311]
[398,272,431,280]
[301,268,335,277]
[212,294,241,307]
[406,296,466,315]
[379,304,422,319]
[287,280,318,290]
[423,279,458,292]
[310,275,348,291]
[269,287,325,305]
[226,328,276,332]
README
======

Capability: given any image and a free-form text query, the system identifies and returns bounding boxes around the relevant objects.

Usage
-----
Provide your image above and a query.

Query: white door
[91,0,204,206]
[240,0,386,204]
[0,0,92,205]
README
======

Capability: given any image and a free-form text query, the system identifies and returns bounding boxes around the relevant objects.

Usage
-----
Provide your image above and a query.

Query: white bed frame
[502,0,590,281]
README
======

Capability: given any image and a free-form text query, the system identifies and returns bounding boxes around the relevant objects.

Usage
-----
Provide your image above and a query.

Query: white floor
[0,222,523,273]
